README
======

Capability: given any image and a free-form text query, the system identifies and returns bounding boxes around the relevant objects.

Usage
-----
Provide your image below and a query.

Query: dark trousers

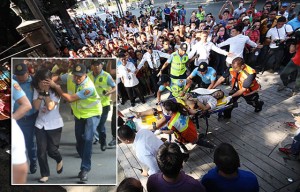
[265,47,284,71]
[97,105,110,145]
[35,127,62,177]
[280,60,300,92]
[150,72,159,94]
[117,82,128,102]
[223,92,262,118]
[165,16,171,29]
[125,84,145,104]
[111,105,116,138]
[291,132,300,155]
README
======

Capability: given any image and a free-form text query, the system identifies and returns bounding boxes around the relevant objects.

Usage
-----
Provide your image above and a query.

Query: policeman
[187,62,217,89]
[48,64,102,182]
[156,74,191,104]
[158,43,189,80]
[213,57,264,119]
[13,63,38,174]
[88,60,116,151]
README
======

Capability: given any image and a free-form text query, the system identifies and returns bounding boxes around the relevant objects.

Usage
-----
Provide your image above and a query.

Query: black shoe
[80,170,88,181]
[182,152,189,162]
[108,137,116,147]
[101,142,107,151]
[131,102,135,107]
[254,101,264,112]
[196,138,215,149]
[93,139,99,145]
[30,162,37,174]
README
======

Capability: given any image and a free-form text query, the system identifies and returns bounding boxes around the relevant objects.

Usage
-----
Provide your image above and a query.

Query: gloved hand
[225,96,232,104]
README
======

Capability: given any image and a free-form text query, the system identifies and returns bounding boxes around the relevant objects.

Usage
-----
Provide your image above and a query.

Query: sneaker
[108,137,116,147]
[80,170,88,181]
[100,141,107,151]
[279,147,292,155]
[93,139,99,145]
[196,138,215,149]
[30,161,37,174]
[182,152,189,162]
[131,102,135,107]
[254,101,264,112]
[274,72,279,75]
[277,85,286,92]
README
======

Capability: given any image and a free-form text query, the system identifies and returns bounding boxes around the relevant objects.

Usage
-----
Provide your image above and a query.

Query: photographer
[278,29,300,97]
[244,20,261,68]
[264,16,293,73]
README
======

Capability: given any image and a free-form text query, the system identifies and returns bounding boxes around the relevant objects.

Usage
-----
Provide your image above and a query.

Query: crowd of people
[11,59,116,184]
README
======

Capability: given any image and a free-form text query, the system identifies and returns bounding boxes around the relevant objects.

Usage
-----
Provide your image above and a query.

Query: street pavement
[26,96,117,185]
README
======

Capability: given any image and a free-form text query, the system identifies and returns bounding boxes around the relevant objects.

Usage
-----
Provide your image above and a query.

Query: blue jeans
[280,60,300,92]
[95,105,110,145]
[75,115,100,172]
[17,113,38,165]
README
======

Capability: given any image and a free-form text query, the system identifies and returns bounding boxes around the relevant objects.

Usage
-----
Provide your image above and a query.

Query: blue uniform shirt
[191,67,216,85]
[12,79,26,110]
[159,79,186,92]
[13,75,36,116]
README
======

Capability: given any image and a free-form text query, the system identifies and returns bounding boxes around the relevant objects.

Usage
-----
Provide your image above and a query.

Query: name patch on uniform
[13,83,21,90]
[84,89,90,95]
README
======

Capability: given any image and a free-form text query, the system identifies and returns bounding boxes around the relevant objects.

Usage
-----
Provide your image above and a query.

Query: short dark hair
[232,57,245,66]
[117,177,143,192]
[118,125,135,141]
[214,143,240,174]
[156,143,183,178]
[277,16,286,23]
[232,24,243,33]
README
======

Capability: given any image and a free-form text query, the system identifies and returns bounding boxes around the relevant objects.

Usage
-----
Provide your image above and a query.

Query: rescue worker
[88,60,116,151]
[212,57,264,119]
[158,43,189,81]
[48,64,102,182]
[13,64,38,174]
[156,74,192,104]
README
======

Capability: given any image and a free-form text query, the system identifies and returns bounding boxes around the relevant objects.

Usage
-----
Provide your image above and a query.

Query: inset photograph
[11,58,117,185]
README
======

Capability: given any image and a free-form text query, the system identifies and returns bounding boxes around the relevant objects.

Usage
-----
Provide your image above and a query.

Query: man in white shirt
[126,22,139,35]
[137,44,170,96]
[264,16,293,73]
[118,125,163,177]
[189,31,231,67]
[233,2,246,19]
[217,24,260,66]
[117,52,145,107]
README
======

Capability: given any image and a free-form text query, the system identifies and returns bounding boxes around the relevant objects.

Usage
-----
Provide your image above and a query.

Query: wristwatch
[44,91,50,97]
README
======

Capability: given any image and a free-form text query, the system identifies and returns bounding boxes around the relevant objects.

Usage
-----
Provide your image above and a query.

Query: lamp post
[10,1,59,56]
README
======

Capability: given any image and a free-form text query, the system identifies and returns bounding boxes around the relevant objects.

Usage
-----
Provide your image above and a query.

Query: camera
[250,25,256,30]
[274,39,281,46]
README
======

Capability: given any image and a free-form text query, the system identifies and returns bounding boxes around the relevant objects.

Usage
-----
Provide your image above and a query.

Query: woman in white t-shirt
[32,69,64,183]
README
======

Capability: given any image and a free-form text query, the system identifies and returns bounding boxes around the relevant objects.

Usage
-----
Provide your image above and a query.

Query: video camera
[287,28,300,45]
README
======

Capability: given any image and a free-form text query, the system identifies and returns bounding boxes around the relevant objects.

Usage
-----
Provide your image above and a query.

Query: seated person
[117,177,143,192]
[187,62,217,89]
[147,143,206,192]
[201,143,259,192]
[118,125,163,177]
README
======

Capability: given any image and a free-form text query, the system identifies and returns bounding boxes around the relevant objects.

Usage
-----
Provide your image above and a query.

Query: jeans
[95,105,110,145]
[17,113,38,165]
[75,115,100,172]
[280,60,300,92]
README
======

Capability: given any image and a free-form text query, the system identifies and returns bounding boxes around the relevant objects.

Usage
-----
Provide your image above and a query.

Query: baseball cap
[282,2,289,7]
[242,16,250,21]
[91,59,105,65]
[72,64,86,76]
[14,64,28,75]
[180,43,188,51]
[157,74,170,85]
[198,62,208,72]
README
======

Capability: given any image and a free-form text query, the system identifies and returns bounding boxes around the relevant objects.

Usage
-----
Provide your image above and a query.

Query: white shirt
[217,34,257,65]
[266,24,293,49]
[33,89,64,130]
[133,129,163,175]
[189,41,228,66]
[12,119,27,164]
[137,50,170,70]
[126,27,139,34]
[233,8,246,19]
[197,95,217,110]
[88,31,98,40]
[111,31,119,39]
[117,62,139,87]
[278,11,289,19]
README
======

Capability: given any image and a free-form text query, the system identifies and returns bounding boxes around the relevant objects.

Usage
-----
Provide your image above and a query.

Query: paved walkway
[118,72,300,192]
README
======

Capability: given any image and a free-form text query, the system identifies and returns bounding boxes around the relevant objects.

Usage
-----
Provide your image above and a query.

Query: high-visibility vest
[67,74,102,119]
[170,52,188,77]
[88,71,112,107]
[196,11,205,21]
[165,78,185,97]
[229,64,260,96]
[168,112,189,138]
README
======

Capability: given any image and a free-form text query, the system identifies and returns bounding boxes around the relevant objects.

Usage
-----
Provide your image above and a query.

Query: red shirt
[292,43,300,66]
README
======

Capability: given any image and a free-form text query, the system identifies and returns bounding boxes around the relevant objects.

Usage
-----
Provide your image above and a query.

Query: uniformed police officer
[13,63,38,174]
[187,62,217,89]
[48,64,102,182]
[88,60,116,151]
